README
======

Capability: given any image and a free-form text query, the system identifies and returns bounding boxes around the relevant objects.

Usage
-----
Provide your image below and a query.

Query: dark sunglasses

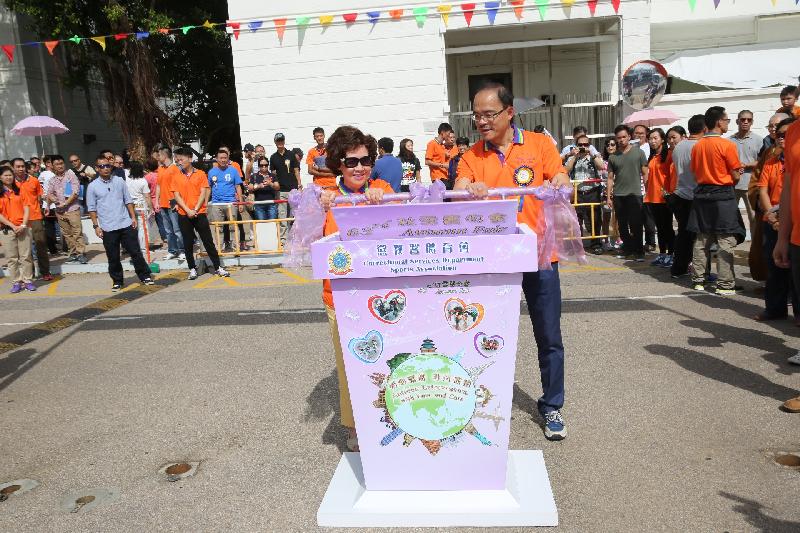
[97,164,113,169]
[577,143,590,147]
[258,163,269,168]
[342,156,373,168]
[69,159,79,163]
[777,132,787,139]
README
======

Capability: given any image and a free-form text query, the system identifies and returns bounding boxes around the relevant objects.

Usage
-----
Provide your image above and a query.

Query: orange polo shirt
[0,190,27,226]
[16,176,43,221]
[645,154,670,204]
[785,120,800,245]
[157,164,181,209]
[307,146,337,189]
[322,179,395,308]
[170,168,210,216]
[690,134,742,186]
[757,156,784,207]
[426,138,458,181]
[457,128,566,242]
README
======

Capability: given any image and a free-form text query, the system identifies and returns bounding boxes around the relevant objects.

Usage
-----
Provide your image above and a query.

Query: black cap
[243,143,254,151]
[274,133,285,142]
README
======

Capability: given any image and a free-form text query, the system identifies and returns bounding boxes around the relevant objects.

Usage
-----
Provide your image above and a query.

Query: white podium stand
[317,450,558,528]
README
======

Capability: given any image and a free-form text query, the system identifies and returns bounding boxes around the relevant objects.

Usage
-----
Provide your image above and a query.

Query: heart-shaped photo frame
[474,332,505,357]
[368,290,407,324]
[444,298,485,332]
[348,330,384,364]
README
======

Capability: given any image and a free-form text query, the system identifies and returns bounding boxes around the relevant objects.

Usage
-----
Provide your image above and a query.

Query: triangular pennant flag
[509,0,525,20]
[1,44,13,63]
[462,3,476,26]
[367,11,380,24]
[44,40,58,55]
[485,2,500,24]
[319,15,334,26]
[389,9,403,20]
[563,0,575,6]
[274,18,287,42]
[180,25,194,35]
[113,33,128,41]
[91,36,106,50]
[342,13,358,24]
[158,28,170,35]
[588,0,598,16]
[135,31,149,40]
[296,16,310,27]
[248,20,263,32]
[688,0,696,11]
[69,35,82,44]
[611,0,621,13]
[713,0,721,7]
[437,5,452,26]
[535,0,548,20]
[413,7,428,28]
[202,20,214,30]
[228,22,240,40]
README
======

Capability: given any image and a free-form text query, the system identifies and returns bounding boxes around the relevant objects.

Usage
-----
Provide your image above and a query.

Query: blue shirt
[207,165,243,203]
[86,175,133,232]
[370,154,403,192]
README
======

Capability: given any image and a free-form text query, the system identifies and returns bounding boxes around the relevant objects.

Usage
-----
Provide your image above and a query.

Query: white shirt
[126,177,151,211]
[39,170,56,209]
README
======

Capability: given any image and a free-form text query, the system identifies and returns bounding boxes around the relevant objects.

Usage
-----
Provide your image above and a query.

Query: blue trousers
[157,208,184,255]
[521,263,565,415]
[254,204,277,221]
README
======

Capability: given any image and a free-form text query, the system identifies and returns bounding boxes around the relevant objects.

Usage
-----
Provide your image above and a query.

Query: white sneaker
[187,268,198,280]
[163,252,177,260]
[215,267,230,277]
[178,253,186,260]
[788,352,800,366]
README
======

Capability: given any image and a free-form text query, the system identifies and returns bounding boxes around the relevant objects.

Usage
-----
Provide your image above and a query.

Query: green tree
[4,0,239,158]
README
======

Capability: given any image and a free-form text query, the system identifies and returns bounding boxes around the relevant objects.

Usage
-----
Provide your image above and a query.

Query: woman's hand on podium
[320,190,337,211]
[364,188,385,204]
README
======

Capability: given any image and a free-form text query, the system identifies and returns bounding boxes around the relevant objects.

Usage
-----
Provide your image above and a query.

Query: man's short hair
[687,114,706,135]
[456,136,470,146]
[780,85,798,97]
[575,134,590,143]
[378,137,394,153]
[438,122,453,134]
[255,144,264,150]
[158,146,172,157]
[704,106,726,130]
[633,124,650,134]
[313,127,325,136]
[99,148,113,156]
[50,155,65,163]
[216,148,229,156]
[173,147,193,158]
[475,82,514,109]
[43,155,52,164]
[572,126,588,136]
[737,109,753,119]
[614,125,632,136]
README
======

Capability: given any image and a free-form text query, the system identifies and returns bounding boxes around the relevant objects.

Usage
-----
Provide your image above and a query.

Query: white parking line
[85,316,144,322]
[0,321,44,327]
[563,293,716,303]
[238,309,326,316]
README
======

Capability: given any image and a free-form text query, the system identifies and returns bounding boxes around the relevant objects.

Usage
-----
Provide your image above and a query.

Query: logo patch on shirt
[513,165,534,187]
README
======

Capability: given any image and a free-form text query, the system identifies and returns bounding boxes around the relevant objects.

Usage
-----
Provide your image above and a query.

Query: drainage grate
[59,487,119,513]
[159,461,200,482]
[0,479,39,501]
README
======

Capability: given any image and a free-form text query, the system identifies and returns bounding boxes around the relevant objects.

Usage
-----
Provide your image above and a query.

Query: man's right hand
[95,226,103,239]
[606,197,613,208]
[773,239,790,269]
[466,182,489,199]
[187,209,197,218]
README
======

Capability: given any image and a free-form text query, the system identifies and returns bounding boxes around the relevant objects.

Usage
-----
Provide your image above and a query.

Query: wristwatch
[92,223,99,229]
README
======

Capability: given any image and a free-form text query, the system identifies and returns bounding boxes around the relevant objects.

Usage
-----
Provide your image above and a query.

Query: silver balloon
[621,60,668,111]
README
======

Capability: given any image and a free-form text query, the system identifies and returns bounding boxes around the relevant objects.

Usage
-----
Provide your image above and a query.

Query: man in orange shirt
[688,106,745,295]
[425,123,457,182]
[12,158,51,280]
[455,83,570,441]
[307,127,337,190]
[773,113,800,412]
[170,147,229,281]
[155,146,184,260]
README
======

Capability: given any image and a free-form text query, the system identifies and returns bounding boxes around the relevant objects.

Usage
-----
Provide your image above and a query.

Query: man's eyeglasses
[577,143,590,147]
[96,164,113,169]
[342,156,373,168]
[471,107,508,123]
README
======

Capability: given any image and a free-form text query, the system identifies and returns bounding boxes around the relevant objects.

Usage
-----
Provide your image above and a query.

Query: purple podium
[312,196,557,527]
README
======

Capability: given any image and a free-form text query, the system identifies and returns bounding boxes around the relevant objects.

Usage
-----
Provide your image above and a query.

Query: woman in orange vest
[0,165,35,293]
[645,128,675,267]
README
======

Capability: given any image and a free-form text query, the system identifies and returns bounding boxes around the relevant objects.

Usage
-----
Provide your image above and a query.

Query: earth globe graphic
[384,351,477,441]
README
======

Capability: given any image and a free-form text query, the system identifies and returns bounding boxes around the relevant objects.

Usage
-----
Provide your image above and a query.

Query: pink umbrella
[622,108,679,127]
[10,115,70,136]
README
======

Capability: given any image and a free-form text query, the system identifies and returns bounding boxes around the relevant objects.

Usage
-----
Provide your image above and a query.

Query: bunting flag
[688,0,697,11]
[135,31,149,40]
[342,13,358,24]
[228,22,240,40]
[437,4,452,26]
[413,7,428,27]
[296,16,310,28]
[713,0,721,7]
[69,35,82,44]
[248,20,263,32]
[389,9,403,20]
[462,3,476,26]
[113,33,128,41]
[588,0,598,16]
[510,0,525,20]
[44,40,58,55]
[319,15,334,26]
[158,28,171,34]
[535,0,549,21]
[563,0,575,6]
[180,25,194,34]
[202,20,214,30]
[274,18,287,42]
[1,44,13,63]
[367,11,381,24]
[91,36,106,50]
[611,0,621,13]
[486,2,500,24]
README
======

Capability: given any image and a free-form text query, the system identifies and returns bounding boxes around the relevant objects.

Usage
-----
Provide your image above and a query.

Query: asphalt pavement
[1,255,799,532]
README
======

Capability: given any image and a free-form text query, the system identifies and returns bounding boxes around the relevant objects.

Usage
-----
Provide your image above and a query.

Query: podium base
[317,450,558,528]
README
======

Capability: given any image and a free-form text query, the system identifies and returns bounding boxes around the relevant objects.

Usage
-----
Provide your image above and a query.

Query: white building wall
[0,7,36,158]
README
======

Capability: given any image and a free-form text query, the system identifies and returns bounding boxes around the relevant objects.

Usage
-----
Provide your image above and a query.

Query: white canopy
[661,41,800,89]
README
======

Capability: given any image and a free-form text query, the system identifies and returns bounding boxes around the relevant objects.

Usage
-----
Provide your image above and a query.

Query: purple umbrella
[10,115,70,136]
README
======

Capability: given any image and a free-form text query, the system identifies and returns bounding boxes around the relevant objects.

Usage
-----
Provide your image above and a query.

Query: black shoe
[590,246,603,255]
[142,278,155,286]
[65,255,79,264]
[111,283,123,292]
[77,254,89,264]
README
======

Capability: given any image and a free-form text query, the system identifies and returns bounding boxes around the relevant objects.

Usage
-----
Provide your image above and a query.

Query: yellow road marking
[46,278,62,295]
[192,275,225,289]
[222,276,241,287]
[276,268,311,283]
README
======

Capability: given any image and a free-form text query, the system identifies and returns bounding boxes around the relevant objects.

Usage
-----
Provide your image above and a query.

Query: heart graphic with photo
[443,298,484,332]
[474,332,505,357]
[348,330,384,364]
[368,290,407,324]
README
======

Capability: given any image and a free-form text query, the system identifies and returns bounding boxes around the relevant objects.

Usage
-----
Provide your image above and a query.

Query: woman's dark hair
[129,160,144,179]
[602,138,617,161]
[145,158,159,172]
[325,126,378,176]
[648,128,669,163]
[0,165,20,195]
[777,117,797,131]
[667,125,686,139]
[398,138,415,161]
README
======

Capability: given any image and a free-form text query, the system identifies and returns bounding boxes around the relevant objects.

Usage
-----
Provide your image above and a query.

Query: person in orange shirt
[688,106,745,295]
[645,128,675,267]
[0,165,35,292]
[317,125,393,452]
[425,123,458,182]
[756,117,798,325]
[170,147,229,281]
[11,157,51,280]
[155,146,185,260]
[778,85,800,119]
[307,127,337,190]
[455,82,570,441]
